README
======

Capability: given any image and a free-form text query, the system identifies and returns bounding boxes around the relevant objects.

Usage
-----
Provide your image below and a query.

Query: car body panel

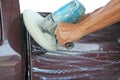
[27,13,120,80]
[0,0,26,80]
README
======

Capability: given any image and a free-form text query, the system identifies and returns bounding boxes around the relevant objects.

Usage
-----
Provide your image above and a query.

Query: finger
[55,29,67,47]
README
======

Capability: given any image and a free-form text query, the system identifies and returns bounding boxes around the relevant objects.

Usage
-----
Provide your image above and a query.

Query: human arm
[55,0,120,47]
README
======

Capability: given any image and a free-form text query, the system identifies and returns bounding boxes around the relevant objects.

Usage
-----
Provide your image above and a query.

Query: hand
[55,13,91,47]
[55,23,83,47]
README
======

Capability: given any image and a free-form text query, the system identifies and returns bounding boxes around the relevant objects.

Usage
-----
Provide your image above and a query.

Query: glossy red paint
[27,13,120,80]
[0,0,26,80]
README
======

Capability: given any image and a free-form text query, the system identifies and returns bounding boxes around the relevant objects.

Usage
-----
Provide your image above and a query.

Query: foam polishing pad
[23,10,57,51]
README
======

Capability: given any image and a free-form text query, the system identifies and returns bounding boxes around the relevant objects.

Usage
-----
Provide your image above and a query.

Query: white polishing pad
[23,10,57,51]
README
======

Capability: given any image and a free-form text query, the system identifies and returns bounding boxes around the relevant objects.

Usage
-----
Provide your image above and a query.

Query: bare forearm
[77,0,120,36]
